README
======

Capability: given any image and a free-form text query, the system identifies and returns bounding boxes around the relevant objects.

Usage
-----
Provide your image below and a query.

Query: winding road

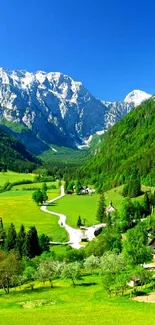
[41,185,106,249]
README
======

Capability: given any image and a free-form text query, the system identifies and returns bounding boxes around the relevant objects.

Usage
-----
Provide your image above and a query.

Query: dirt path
[41,186,82,249]
[41,185,106,249]
[133,292,155,303]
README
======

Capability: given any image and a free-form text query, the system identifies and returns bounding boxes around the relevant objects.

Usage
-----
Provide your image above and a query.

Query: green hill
[0,128,41,173]
[78,98,155,190]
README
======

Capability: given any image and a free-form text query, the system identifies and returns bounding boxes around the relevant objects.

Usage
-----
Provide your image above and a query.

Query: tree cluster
[122,174,141,198]
[0,222,50,259]
[119,191,154,232]
[32,183,48,205]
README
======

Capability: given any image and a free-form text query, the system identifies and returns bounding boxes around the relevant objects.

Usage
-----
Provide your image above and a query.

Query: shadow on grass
[46,202,57,207]
[135,291,148,296]
[41,202,57,207]
[77,282,97,287]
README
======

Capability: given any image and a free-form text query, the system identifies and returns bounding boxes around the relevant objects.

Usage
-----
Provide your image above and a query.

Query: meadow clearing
[0,171,35,186]
[0,171,147,238]
[0,275,155,325]
[47,186,144,228]
[0,188,68,243]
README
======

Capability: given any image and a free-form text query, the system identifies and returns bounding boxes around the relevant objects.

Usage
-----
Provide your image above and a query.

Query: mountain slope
[0,68,109,153]
[0,67,151,155]
[78,97,155,190]
[0,128,40,172]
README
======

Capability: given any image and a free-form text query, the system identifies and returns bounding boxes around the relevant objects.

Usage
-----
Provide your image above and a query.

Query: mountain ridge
[0,67,152,155]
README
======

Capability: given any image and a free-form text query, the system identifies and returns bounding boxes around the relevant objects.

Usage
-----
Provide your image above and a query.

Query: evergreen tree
[64,179,69,192]
[42,190,48,203]
[122,184,128,197]
[122,175,141,198]
[25,226,40,258]
[0,219,6,248]
[75,180,81,195]
[16,224,26,257]
[39,234,50,253]
[77,216,82,227]
[106,212,112,228]
[143,192,151,217]
[67,180,75,192]
[120,199,134,232]
[5,223,17,251]
[96,193,107,223]
[133,200,142,223]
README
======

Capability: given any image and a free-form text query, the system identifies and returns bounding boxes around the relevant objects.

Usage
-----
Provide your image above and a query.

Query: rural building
[106,201,116,214]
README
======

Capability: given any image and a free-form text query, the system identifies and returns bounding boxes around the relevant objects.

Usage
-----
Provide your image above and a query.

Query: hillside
[78,97,155,190]
[0,128,40,172]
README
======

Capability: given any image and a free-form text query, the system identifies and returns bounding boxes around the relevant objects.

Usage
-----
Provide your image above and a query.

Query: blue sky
[0,0,155,101]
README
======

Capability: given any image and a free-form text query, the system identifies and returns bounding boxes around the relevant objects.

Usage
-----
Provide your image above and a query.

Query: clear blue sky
[0,0,155,101]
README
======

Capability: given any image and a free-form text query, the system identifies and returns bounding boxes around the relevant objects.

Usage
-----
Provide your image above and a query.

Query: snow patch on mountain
[0,67,152,153]
[124,90,151,106]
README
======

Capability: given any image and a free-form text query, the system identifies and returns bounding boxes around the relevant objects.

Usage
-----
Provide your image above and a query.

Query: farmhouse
[80,186,95,195]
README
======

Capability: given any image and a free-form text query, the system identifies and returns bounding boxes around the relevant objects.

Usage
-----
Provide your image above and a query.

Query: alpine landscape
[1,1,155,325]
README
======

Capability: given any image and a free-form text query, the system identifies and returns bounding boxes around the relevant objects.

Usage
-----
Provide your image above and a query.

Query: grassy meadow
[0,171,35,186]
[47,186,145,228]
[12,181,58,190]
[0,275,155,325]
[0,188,68,242]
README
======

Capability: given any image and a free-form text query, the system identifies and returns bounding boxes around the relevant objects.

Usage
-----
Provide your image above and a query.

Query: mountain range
[0,67,152,155]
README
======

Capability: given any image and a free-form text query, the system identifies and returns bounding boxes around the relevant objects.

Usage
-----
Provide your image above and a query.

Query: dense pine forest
[78,98,155,191]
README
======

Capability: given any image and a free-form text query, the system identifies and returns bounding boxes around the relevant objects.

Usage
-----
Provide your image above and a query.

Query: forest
[78,98,155,191]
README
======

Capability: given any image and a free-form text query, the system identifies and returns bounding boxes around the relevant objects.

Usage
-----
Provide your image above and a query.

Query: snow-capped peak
[124,90,151,106]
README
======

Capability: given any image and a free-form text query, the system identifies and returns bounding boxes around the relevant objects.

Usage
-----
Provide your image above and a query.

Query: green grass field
[0,171,35,186]
[12,181,58,190]
[47,186,144,228]
[0,275,155,325]
[0,189,68,242]
[47,184,148,228]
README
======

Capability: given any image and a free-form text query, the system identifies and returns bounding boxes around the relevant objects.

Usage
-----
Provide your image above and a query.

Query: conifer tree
[64,179,69,192]
[39,234,50,253]
[143,192,151,217]
[96,193,107,223]
[75,180,81,195]
[0,219,6,248]
[77,216,82,227]
[25,226,40,259]
[5,223,17,251]
[42,190,48,203]
[16,224,26,257]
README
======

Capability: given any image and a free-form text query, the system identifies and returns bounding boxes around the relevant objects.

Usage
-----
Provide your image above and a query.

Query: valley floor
[0,275,155,325]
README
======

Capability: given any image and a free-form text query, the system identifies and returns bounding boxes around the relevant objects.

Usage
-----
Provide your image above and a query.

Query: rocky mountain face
[0,68,152,154]
[102,90,152,130]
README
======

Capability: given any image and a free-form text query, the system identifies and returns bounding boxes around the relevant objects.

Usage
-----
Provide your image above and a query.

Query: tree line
[96,190,155,231]
[0,222,50,259]
[0,246,153,296]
